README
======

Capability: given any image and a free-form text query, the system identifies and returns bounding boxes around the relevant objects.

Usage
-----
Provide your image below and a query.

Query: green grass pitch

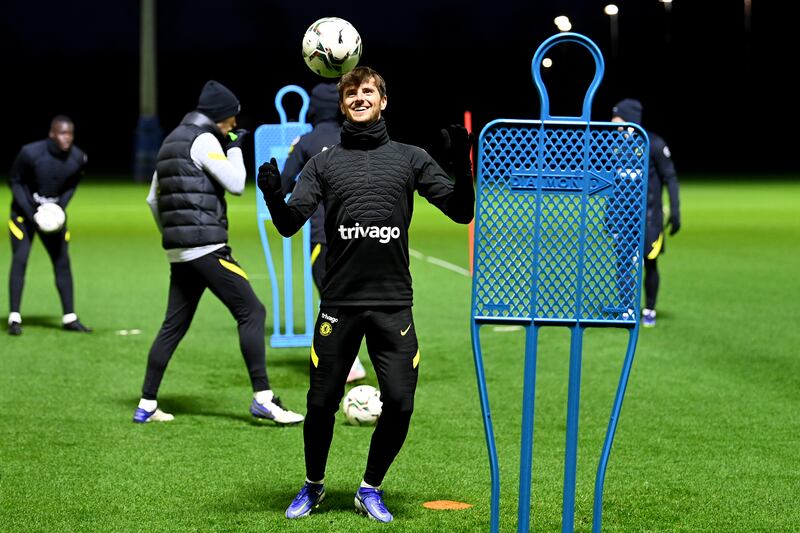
[1,177,798,531]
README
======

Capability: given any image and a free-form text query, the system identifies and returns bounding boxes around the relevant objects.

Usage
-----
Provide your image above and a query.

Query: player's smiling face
[341,77,387,125]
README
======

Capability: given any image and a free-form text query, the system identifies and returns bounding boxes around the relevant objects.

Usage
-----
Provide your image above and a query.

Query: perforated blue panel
[470,33,649,533]
[472,120,648,326]
[253,85,314,348]
[254,122,312,218]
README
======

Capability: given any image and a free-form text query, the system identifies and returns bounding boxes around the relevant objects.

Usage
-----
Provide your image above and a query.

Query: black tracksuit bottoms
[141,246,270,399]
[304,306,419,487]
[8,210,74,315]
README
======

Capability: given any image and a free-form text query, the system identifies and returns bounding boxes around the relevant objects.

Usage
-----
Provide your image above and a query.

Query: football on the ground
[302,17,362,78]
[342,384,382,426]
[33,203,65,233]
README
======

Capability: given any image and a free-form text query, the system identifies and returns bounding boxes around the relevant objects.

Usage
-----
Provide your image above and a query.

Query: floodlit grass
[1,177,798,531]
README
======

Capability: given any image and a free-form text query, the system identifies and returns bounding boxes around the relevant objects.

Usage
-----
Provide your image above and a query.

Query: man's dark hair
[337,66,387,102]
[50,114,74,129]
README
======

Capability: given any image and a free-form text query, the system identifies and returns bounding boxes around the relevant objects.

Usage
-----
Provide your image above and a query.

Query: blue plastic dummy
[254,85,314,348]
[470,33,649,532]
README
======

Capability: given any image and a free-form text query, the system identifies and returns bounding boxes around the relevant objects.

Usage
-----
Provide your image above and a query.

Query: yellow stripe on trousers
[311,243,322,265]
[219,258,249,279]
[647,232,664,260]
[8,219,23,240]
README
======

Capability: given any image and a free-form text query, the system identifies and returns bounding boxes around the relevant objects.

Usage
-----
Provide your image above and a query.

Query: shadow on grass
[211,482,360,515]
[208,482,443,525]
[116,394,303,427]
[9,314,102,334]
[13,314,64,331]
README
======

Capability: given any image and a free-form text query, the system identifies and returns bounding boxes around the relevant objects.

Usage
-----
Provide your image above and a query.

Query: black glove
[440,124,474,178]
[257,158,282,198]
[226,128,250,150]
[668,212,681,235]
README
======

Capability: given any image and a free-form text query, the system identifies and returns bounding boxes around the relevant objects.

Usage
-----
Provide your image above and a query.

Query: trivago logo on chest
[338,223,401,244]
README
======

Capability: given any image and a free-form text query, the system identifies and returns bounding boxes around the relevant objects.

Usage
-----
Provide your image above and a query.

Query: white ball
[302,17,362,78]
[33,203,65,233]
[342,384,382,426]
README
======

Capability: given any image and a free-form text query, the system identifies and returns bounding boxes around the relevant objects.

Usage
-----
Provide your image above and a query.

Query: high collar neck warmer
[341,118,390,149]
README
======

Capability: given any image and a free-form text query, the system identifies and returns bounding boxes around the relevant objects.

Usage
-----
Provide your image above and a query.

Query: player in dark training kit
[133,80,303,425]
[258,66,475,523]
[612,98,681,327]
[7,115,92,335]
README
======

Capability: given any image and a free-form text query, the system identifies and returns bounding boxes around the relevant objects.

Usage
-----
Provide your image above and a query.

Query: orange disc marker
[423,500,473,510]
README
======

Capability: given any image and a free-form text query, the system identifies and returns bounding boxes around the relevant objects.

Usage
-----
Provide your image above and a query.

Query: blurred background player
[7,115,92,335]
[259,66,475,523]
[280,82,367,382]
[133,80,303,425]
[612,98,681,327]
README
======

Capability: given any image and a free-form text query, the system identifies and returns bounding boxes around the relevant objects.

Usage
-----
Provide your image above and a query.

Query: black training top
[266,118,474,307]
[8,138,87,218]
[645,130,680,234]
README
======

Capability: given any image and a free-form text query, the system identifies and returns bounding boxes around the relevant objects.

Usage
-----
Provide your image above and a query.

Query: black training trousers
[141,246,270,400]
[310,242,326,293]
[303,306,419,487]
[644,258,659,310]
[8,209,74,315]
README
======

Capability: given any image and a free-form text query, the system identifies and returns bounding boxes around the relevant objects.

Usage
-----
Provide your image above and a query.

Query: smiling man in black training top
[258,66,474,523]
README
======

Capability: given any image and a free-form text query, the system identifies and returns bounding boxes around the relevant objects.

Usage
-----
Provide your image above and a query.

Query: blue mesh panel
[254,123,312,218]
[472,121,648,325]
[252,85,315,348]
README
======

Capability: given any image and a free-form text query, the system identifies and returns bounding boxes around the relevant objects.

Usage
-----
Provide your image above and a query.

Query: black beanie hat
[308,82,340,125]
[612,98,642,125]
[612,98,643,125]
[197,80,241,122]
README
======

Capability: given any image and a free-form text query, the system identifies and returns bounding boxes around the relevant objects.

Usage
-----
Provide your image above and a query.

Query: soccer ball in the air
[342,385,382,426]
[302,17,362,78]
[33,203,65,233]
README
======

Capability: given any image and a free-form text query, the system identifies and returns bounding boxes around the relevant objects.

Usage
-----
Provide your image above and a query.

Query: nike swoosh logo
[400,324,412,336]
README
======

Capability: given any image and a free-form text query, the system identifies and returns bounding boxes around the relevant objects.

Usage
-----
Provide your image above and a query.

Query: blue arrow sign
[509,169,614,195]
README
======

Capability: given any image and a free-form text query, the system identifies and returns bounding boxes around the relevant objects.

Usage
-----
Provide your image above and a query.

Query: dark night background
[1,0,794,177]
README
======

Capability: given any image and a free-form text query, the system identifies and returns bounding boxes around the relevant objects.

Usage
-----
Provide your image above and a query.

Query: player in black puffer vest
[7,115,91,336]
[280,82,368,383]
[259,66,474,523]
[133,80,303,426]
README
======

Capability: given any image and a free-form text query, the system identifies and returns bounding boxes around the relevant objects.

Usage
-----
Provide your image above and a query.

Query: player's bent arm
[191,132,246,195]
[266,160,322,237]
[264,195,308,237]
[57,153,86,209]
[652,136,680,214]
[413,149,475,224]
[8,151,37,218]
[443,170,476,224]
[58,185,76,209]
[146,172,163,232]
[58,175,80,209]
